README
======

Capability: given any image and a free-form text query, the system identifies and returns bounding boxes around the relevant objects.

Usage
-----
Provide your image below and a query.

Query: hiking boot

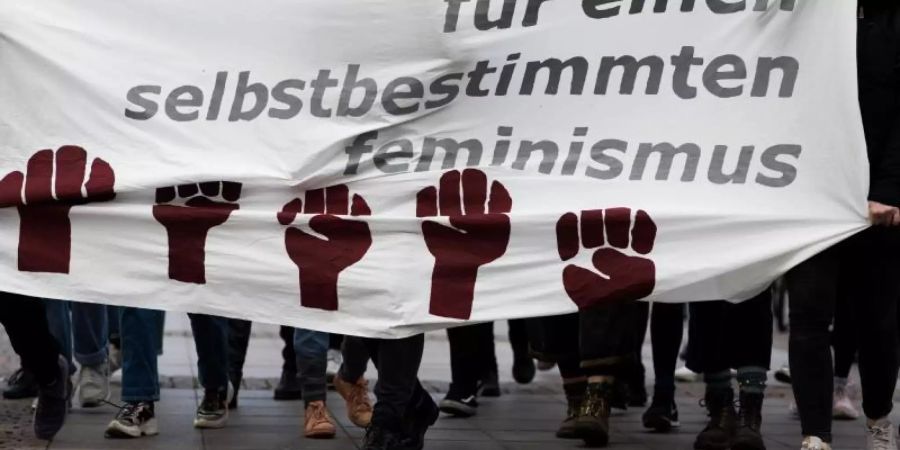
[643,397,680,432]
[273,369,302,400]
[865,417,896,450]
[77,361,110,408]
[105,401,158,438]
[733,391,765,450]
[334,374,373,427]
[557,395,582,439]
[3,367,39,399]
[479,370,501,397]
[439,385,478,418]
[193,389,228,429]
[801,436,832,450]
[304,401,336,439]
[34,356,70,440]
[694,389,737,450]
[574,382,612,447]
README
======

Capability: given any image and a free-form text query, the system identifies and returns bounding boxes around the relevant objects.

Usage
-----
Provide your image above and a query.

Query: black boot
[574,383,612,447]
[694,388,736,450]
[732,391,766,450]
[3,367,39,399]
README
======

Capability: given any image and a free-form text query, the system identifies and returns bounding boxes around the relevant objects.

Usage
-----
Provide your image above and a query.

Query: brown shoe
[304,401,336,439]
[334,374,373,427]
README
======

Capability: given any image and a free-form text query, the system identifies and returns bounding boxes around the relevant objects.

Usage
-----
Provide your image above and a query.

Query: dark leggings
[832,295,857,380]
[636,302,686,396]
[0,293,60,386]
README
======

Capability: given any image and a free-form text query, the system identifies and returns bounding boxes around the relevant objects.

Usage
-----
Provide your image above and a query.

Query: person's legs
[107,307,162,439]
[71,301,111,407]
[831,291,860,420]
[294,328,335,438]
[0,292,68,440]
[43,299,73,375]
[188,314,229,392]
[339,336,369,382]
[730,290,773,450]
[527,312,581,439]
[508,319,535,384]
[275,325,302,400]
[643,302,685,432]
[226,318,252,408]
[477,321,501,397]
[443,323,489,416]
[787,247,839,444]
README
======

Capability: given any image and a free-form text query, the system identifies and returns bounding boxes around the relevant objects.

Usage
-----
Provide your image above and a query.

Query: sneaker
[512,356,536,384]
[77,361,110,408]
[574,382,612,447]
[479,370,501,397]
[774,365,791,385]
[3,367,39,399]
[105,401,158,439]
[34,356,70,440]
[801,436,832,450]
[832,381,860,420]
[557,395,582,439]
[334,374,373,427]
[439,389,478,418]
[675,366,701,383]
[193,389,228,429]
[694,389,737,450]
[304,401,336,439]
[273,369,303,401]
[865,417,896,450]
[643,398,680,432]
[732,391,766,450]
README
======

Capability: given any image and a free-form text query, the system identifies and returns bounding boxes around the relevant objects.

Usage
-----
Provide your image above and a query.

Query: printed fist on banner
[556,208,657,309]
[278,185,372,311]
[417,169,512,320]
[153,182,242,284]
[0,147,115,273]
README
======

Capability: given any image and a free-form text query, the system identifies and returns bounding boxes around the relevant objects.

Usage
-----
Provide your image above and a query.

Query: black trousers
[686,290,773,374]
[362,334,435,430]
[228,320,296,382]
[787,228,900,442]
[446,322,497,395]
[636,302,686,395]
[0,292,60,386]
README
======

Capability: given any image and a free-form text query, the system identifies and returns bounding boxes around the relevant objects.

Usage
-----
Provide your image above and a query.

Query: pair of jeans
[362,334,435,431]
[120,308,229,402]
[43,300,119,370]
[686,290,773,374]
[228,320,296,383]
[293,328,328,403]
[787,227,900,443]
[0,292,61,386]
[446,322,497,396]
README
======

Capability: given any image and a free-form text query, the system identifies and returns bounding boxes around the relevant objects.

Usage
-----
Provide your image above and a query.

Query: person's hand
[868,201,900,226]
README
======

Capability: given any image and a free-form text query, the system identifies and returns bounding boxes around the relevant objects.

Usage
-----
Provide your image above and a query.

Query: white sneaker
[866,417,897,450]
[801,436,832,450]
[674,366,700,383]
[833,382,860,420]
[77,362,110,408]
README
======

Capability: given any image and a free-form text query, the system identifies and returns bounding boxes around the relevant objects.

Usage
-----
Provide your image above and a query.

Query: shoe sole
[438,400,476,418]
[643,416,680,432]
[105,418,159,439]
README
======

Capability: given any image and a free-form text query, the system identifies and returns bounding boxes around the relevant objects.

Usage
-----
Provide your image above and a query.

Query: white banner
[0,0,868,337]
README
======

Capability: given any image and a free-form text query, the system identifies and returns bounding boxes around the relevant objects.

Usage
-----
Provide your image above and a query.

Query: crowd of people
[1,2,900,450]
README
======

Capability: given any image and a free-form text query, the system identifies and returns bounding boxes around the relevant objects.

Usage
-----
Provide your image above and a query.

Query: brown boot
[304,401,336,439]
[334,374,373,427]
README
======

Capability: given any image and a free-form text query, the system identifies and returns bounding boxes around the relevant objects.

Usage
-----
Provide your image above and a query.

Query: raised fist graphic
[0,147,115,273]
[278,185,372,311]
[417,169,512,320]
[153,182,242,284]
[556,208,657,309]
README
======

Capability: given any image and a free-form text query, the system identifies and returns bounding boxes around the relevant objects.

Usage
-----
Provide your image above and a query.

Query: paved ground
[0,315,889,449]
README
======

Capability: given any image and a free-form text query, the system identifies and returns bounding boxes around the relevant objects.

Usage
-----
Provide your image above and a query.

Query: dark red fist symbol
[556,208,657,309]
[417,169,512,320]
[278,185,372,311]
[0,147,115,273]
[153,182,242,284]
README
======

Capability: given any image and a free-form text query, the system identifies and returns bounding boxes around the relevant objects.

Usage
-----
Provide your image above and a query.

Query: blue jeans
[293,328,328,404]
[120,308,228,402]
[44,300,118,370]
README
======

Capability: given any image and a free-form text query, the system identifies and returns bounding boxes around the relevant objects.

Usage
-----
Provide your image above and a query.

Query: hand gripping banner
[0,0,868,337]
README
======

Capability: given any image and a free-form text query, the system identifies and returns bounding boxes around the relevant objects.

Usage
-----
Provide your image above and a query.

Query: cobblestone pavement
[0,315,888,449]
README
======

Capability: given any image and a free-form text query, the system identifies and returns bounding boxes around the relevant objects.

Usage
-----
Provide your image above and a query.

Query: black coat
[859,1,900,206]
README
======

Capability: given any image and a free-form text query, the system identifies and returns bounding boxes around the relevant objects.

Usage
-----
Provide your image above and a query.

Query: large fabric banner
[0,1,868,337]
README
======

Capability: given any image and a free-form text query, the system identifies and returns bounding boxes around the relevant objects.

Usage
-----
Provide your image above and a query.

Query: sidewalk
[0,315,886,450]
